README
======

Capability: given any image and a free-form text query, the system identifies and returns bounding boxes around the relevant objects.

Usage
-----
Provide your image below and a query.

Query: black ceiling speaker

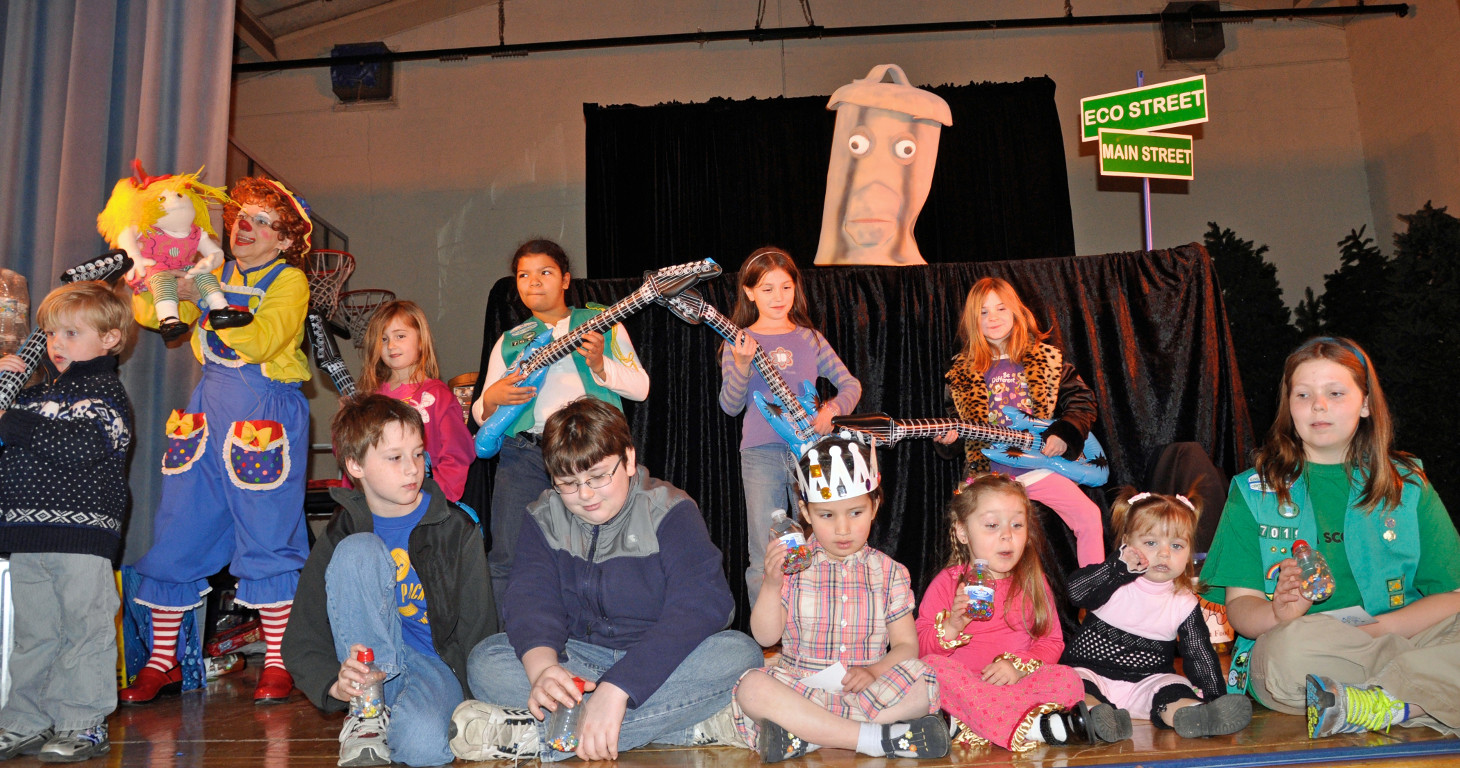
[330,42,394,103]
[1161,1,1225,62]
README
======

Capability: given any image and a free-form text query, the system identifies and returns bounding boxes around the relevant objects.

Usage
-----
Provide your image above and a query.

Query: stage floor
[11,663,1455,768]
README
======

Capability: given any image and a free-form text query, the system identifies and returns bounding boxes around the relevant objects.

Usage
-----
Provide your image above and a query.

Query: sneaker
[1172,694,1252,738]
[0,728,53,760]
[1306,675,1410,738]
[448,701,538,760]
[880,714,951,759]
[688,703,745,747]
[338,709,391,767]
[757,720,815,763]
[36,724,109,763]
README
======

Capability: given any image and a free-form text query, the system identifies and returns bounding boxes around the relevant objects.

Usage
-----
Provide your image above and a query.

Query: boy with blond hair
[0,281,133,762]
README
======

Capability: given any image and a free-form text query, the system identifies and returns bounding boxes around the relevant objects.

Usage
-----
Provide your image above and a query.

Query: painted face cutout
[814,65,952,266]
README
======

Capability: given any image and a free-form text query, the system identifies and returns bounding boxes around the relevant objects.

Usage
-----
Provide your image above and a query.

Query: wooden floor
[9,663,1455,768]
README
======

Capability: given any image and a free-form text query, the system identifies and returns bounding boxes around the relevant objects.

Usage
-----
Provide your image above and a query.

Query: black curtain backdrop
[464,246,1256,625]
[584,77,1075,277]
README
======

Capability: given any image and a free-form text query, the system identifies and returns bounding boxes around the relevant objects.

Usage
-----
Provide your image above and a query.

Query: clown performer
[98,160,252,342]
[120,177,314,705]
[812,65,952,267]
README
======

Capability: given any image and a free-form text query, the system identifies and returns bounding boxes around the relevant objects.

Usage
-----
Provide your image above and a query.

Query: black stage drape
[464,245,1254,623]
[584,77,1075,277]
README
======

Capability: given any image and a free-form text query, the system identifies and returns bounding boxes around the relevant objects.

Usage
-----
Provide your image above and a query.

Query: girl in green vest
[1203,337,1460,738]
[469,239,650,611]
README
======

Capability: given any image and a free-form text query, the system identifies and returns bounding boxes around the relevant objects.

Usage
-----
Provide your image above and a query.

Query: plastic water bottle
[0,269,28,357]
[1292,539,1335,603]
[545,677,588,753]
[349,648,385,719]
[964,559,996,621]
[770,509,811,575]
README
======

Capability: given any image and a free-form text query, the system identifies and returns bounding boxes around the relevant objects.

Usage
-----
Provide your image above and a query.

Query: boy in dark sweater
[282,395,496,767]
[450,397,762,762]
[0,281,133,762]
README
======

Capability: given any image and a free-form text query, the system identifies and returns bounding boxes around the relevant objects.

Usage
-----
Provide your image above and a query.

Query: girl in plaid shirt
[731,436,949,763]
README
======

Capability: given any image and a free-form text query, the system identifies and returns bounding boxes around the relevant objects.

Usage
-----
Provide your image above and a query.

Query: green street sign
[1081,75,1208,141]
[1098,129,1194,180]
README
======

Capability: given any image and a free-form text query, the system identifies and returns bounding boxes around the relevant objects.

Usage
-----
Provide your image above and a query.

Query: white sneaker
[688,702,745,747]
[338,708,391,767]
[449,701,539,761]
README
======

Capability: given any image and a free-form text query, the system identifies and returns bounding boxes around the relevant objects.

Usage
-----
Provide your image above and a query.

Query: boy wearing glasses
[451,397,762,762]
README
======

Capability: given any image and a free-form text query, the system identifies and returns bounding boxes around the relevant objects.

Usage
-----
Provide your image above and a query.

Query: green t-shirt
[1203,462,1460,612]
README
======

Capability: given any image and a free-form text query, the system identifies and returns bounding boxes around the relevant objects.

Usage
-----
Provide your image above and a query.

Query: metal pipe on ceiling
[233,4,1409,75]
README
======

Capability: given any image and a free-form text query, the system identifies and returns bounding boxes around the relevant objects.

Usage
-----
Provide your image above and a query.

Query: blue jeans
[467,631,763,762]
[488,436,551,616]
[327,534,463,767]
[740,444,800,597]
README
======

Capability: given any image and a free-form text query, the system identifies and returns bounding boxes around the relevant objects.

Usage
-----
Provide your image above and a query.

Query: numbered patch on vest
[161,410,208,475]
[225,419,290,491]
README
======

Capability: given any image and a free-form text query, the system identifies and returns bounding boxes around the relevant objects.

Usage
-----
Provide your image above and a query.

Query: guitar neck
[0,326,49,410]
[322,361,358,398]
[691,305,815,428]
[520,287,652,374]
[843,417,1034,449]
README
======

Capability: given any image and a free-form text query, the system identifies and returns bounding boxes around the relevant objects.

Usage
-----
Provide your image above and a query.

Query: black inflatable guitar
[304,312,357,397]
[0,250,134,416]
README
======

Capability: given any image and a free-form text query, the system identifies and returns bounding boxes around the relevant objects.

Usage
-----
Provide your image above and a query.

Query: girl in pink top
[357,300,474,501]
[917,473,1129,751]
[1061,491,1251,738]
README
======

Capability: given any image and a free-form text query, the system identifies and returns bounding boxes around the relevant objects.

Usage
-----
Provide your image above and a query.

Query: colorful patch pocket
[201,328,243,367]
[161,410,207,475]
[225,419,290,491]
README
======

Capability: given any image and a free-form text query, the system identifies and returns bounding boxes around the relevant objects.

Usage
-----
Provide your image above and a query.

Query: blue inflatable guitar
[658,288,823,456]
[474,258,722,458]
[831,409,1110,487]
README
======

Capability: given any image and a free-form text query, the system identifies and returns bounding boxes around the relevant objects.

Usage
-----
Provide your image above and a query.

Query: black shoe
[1041,702,1131,745]
[880,714,951,759]
[158,317,190,342]
[757,721,813,763]
[208,307,254,330]
[1173,694,1252,738]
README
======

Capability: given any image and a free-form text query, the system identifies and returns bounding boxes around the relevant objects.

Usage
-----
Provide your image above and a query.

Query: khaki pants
[1249,612,1460,734]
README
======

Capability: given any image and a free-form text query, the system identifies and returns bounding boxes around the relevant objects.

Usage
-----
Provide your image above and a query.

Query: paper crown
[796,435,880,503]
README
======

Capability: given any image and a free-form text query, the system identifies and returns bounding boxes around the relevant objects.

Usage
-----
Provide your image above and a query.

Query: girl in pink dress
[357,300,474,502]
[918,473,1130,751]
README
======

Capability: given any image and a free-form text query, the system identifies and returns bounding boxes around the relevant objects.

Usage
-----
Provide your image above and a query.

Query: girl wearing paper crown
[1203,337,1460,738]
[98,160,251,342]
[122,177,315,706]
[731,435,949,762]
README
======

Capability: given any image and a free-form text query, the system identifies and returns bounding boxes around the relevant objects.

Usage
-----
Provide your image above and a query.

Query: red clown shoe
[119,666,183,705]
[254,666,295,704]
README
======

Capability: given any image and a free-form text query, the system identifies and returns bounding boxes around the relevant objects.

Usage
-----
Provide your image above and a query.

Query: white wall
[232,1,1429,460]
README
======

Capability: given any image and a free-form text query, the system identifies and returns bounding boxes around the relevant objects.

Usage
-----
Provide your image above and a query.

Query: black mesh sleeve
[1066,549,1142,610]
[1176,604,1226,700]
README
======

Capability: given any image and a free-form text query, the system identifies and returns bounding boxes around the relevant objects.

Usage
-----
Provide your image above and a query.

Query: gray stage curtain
[0,0,236,563]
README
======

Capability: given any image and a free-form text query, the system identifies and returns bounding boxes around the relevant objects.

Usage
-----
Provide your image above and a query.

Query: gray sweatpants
[0,553,119,734]
[1248,611,1460,735]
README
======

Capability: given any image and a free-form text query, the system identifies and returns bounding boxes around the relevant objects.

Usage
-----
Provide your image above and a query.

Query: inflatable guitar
[304,312,357,397]
[0,250,134,439]
[831,409,1110,487]
[658,288,822,456]
[474,258,723,459]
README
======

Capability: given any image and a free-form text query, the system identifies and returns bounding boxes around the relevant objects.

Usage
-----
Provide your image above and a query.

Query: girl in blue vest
[1203,337,1460,738]
[470,239,649,610]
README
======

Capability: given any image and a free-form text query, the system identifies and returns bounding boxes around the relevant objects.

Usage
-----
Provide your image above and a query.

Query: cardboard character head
[813,65,952,266]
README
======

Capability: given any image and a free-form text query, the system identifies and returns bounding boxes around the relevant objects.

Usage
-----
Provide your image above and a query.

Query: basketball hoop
[304,249,355,318]
[337,289,395,350]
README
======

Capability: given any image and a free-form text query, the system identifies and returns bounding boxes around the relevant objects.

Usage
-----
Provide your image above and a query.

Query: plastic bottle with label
[964,559,996,621]
[349,648,386,719]
[770,508,811,575]
[0,269,29,357]
[545,677,589,753]
[1291,539,1335,603]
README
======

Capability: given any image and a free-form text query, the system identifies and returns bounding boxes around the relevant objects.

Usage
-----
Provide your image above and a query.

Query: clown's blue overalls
[133,259,310,611]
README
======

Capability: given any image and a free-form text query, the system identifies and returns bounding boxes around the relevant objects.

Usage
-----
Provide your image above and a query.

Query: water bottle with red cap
[545,676,590,752]
[349,647,386,719]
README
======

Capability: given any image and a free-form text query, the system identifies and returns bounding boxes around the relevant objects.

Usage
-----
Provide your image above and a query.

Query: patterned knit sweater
[0,355,133,560]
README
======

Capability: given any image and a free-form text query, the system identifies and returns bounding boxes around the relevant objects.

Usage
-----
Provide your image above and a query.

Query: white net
[338,288,395,350]
[303,249,355,317]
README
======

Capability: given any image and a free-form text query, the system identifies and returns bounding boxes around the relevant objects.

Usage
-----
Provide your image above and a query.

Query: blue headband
[1310,336,1369,375]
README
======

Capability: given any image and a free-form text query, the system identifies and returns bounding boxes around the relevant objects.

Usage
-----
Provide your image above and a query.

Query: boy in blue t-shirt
[282,395,497,767]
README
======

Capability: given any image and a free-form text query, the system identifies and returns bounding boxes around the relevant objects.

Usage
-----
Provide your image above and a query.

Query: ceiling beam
[236,3,278,62]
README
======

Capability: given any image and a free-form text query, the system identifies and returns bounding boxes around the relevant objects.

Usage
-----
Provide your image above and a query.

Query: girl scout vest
[499,305,623,438]
[1224,464,1423,694]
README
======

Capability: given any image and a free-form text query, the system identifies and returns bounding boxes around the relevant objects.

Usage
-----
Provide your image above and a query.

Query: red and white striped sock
[145,609,185,673]
[258,603,292,671]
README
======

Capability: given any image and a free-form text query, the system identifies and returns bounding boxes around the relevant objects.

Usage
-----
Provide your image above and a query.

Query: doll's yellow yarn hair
[97,168,230,247]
